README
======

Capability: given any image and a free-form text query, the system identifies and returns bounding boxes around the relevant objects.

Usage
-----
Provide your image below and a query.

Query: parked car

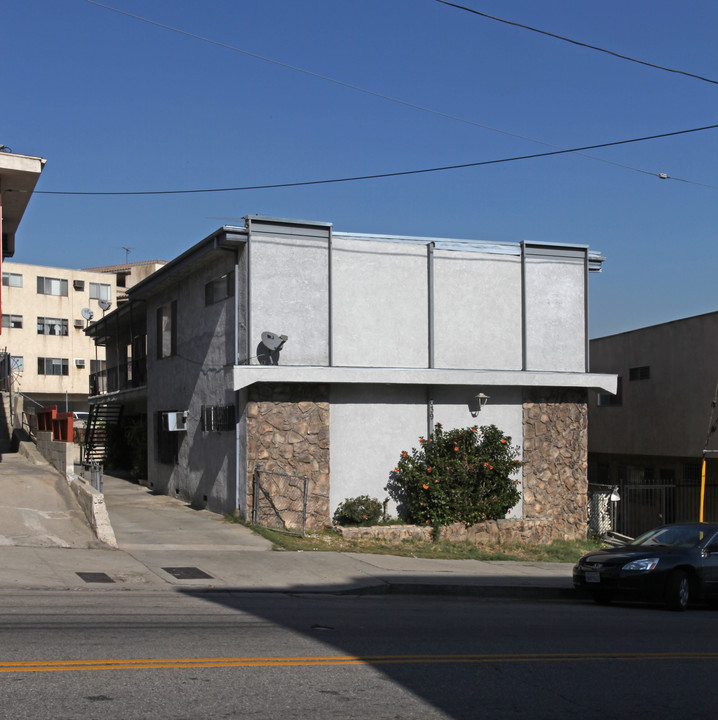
[573,523,718,610]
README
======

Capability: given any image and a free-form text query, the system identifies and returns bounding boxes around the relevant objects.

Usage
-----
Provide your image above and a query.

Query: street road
[2,590,717,719]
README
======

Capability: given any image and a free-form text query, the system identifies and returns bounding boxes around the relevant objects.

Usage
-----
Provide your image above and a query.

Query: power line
[80,0,707,182]
[26,124,718,196]
[435,0,718,86]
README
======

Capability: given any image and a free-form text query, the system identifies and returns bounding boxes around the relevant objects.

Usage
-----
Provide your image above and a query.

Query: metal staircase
[84,404,123,464]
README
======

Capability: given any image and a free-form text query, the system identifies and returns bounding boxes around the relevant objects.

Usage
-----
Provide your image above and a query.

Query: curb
[338,583,577,600]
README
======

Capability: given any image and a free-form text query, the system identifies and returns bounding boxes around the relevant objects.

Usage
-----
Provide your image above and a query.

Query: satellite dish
[81,307,94,321]
[261,332,288,352]
[98,299,112,312]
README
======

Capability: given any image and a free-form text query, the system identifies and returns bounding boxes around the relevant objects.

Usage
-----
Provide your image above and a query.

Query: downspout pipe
[234,246,241,514]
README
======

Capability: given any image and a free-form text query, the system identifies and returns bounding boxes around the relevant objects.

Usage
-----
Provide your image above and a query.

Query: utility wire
[80,0,708,182]
[26,124,718,196]
[435,0,718,86]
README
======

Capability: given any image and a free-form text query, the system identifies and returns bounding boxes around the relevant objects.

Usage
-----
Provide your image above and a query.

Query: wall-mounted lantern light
[469,392,490,417]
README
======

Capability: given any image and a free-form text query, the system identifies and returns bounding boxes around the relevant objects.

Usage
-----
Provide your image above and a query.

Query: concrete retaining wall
[35,431,74,477]
[68,475,117,547]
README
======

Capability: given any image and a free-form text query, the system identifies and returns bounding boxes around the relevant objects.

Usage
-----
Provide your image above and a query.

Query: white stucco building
[87,216,616,541]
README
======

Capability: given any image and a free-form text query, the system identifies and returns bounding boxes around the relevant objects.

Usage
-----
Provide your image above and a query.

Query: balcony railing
[89,358,147,396]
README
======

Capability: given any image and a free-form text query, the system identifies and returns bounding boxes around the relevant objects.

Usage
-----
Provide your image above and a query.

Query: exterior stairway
[84,404,123,464]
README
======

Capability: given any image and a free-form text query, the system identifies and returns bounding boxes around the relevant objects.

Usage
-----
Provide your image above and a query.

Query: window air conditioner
[74,319,85,328]
[74,358,86,368]
[162,411,187,432]
[73,280,85,291]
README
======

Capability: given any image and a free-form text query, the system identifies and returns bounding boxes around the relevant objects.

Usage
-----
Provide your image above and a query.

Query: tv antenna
[114,246,134,263]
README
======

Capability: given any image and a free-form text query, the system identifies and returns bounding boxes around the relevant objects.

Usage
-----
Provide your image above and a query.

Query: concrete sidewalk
[0,451,577,598]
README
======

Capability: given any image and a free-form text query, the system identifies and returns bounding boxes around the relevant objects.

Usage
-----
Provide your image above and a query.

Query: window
[597,377,622,407]
[90,359,107,374]
[89,282,111,301]
[201,404,236,432]
[10,356,23,371]
[156,301,177,359]
[37,276,68,296]
[156,411,179,464]
[37,357,69,376]
[2,272,22,288]
[116,273,128,288]
[629,365,650,381]
[205,271,234,305]
[1,314,23,329]
[37,317,69,336]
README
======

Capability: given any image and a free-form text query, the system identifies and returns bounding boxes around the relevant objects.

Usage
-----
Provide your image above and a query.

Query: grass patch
[224,516,603,562]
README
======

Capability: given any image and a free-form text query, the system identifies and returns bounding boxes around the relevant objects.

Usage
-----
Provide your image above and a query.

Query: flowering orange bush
[386,424,522,528]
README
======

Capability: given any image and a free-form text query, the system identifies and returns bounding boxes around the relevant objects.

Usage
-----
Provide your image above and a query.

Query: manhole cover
[77,572,115,583]
[162,567,213,580]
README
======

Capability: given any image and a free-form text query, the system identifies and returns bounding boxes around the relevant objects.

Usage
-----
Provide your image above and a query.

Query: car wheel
[665,570,690,611]
[592,590,612,605]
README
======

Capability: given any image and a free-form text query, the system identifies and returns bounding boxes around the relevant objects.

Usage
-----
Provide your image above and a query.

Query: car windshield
[630,526,705,549]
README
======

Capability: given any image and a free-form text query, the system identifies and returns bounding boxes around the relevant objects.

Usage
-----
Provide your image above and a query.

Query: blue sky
[4,0,716,337]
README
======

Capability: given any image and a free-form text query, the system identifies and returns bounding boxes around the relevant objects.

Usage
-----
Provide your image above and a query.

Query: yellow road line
[2,651,717,673]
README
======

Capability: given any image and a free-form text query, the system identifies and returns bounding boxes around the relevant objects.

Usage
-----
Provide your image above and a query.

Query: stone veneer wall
[339,388,589,545]
[522,388,588,540]
[246,384,330,530]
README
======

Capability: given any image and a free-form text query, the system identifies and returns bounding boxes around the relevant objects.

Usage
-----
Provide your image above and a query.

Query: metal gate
[614,482,675,538]
[251,465,309,536]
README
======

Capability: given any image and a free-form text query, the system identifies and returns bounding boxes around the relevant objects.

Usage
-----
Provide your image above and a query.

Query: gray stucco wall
[332,237,429,368]
[524,256,586,372]
[329,384,524,518]
[433,250,522,370]
[145,250,238,513]
[249,234,329,366]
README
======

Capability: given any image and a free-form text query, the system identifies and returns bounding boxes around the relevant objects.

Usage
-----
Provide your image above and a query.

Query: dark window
[201,404,236,432]
[37,317,68,336]
[90,360,107,374]
[629,365,650,381]
[156,301,177,359]
[37,357,69,376]
[116,273,128,288]
[2,272,22,287]
[1,314,23,329]
[37,276,68,296]
[597,376,622,407]
[205,271,234,305]
[156,411,179,464]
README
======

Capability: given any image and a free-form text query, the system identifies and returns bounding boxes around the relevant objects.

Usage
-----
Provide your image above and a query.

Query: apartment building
[2,260,164,411]
[87,216,616,541]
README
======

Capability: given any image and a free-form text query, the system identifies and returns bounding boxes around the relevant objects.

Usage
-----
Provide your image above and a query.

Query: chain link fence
[587,483,619,538]
[252,465,309,536]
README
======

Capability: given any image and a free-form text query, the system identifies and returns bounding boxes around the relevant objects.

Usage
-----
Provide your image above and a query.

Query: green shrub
[334,495,383,526]
[387,424,522,528]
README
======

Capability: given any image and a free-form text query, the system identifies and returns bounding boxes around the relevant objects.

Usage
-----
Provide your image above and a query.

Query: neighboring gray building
[87,216,615,541]
[589,311,718,536]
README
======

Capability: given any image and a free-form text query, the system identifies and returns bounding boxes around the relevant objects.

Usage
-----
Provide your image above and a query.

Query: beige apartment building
[2,260,165,411]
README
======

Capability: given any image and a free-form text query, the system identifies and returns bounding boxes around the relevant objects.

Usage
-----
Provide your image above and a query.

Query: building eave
[232,365,618,394]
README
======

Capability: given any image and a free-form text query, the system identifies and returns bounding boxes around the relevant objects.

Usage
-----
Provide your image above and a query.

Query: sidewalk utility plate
[77,572,115,584]
[163,567,213,580]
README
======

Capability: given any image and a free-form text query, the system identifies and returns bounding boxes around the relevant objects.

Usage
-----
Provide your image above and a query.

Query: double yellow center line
[2,651,717,673]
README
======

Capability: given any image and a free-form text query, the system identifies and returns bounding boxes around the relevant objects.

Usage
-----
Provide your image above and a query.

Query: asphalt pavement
[0,450,576,597]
